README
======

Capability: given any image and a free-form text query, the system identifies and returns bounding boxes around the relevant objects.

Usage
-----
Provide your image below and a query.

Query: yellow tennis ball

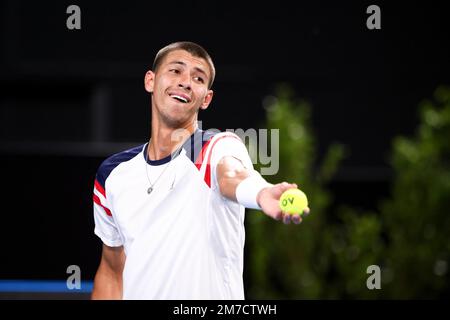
[279,188,308,214]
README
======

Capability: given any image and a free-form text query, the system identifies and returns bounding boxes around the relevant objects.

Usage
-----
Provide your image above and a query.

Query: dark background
[0,0,449,283]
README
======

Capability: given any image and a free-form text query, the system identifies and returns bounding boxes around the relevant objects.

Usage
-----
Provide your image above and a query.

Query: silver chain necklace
[144,141,183,195]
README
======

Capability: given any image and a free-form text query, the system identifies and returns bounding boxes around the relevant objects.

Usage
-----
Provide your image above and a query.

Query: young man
[91,42,310,299]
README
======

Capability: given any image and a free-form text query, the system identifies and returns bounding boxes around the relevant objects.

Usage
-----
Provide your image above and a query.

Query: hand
[257,182,311,224]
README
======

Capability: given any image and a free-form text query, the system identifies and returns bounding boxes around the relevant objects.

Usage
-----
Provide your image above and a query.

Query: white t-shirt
[93,129,254,299]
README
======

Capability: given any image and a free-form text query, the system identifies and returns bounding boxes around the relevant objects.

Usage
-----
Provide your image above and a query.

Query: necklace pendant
[147,187,153,194]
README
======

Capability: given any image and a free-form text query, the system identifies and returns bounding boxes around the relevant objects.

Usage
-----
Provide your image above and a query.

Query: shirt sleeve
[209,132,255,191]
[92,175,123,247]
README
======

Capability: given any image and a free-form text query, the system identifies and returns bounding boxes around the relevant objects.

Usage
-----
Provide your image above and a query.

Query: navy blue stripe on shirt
[95,129,219,190]
[95,144,145,189]
[142,143,175,166]
[142,129,218,166]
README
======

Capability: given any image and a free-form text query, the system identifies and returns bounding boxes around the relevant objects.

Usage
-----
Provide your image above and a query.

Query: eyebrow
[168,61,208,78]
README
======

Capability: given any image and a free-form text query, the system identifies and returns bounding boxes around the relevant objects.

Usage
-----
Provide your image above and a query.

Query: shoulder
[95,144,145,188]
[208,131,253,169]
[181,129,245,168]
[208,131,245,151]
[181,129,230,163]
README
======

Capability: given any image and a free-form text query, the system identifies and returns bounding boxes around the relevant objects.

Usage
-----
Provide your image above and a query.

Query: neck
[147,115,198,161]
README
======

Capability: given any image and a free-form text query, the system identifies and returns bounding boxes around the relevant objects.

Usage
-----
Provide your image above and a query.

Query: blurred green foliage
[380,86,450,298]
[246,84,347,298]
[245,85,450,299]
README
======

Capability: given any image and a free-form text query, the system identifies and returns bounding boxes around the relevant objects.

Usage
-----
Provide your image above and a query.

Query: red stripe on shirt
[203,134,241,188]
[94,179,106,198]
[93,193,112,216]
[195,138,213,170]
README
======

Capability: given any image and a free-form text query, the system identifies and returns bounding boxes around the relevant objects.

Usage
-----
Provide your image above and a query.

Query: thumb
[277,182,298,194]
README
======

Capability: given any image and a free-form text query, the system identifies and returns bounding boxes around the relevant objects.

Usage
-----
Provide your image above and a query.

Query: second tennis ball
[279,188,308,214]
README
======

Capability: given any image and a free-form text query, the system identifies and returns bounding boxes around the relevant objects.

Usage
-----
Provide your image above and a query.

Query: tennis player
[91,41,310,299]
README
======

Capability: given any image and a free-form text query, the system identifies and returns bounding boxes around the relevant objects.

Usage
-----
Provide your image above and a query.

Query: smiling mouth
[169,94,190,103]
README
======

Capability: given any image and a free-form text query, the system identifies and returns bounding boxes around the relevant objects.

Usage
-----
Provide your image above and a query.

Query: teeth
[171,95,188,103]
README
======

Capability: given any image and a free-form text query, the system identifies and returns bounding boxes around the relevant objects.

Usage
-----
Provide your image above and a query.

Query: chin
[161,113,189,129]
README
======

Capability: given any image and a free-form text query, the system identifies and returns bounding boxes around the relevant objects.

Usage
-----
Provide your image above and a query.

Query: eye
[194,76,204,83]
[169,69,180,74]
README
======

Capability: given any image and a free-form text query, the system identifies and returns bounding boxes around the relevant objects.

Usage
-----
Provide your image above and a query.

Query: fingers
[279,181,297,190]
[271,182,298,198]
[291,214,303,224]
[276,183,309,225]
[282,213,291,224]
[303,207,311,217]
[277,182,298,196]
[281,212,303,225]
[281,207,310,224]
[273,211,283,221]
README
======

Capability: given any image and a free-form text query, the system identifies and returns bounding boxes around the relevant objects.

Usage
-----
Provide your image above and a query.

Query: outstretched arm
[216,156,310,224]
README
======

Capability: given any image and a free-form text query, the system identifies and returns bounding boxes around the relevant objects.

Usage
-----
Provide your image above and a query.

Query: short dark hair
[152,41,215,89]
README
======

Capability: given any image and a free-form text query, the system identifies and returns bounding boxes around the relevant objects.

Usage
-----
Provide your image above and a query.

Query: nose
[178,73,191,91]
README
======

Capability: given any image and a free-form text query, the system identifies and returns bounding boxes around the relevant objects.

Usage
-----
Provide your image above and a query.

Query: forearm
[217,157,309,223]
[218,164,252,201]
[217,156,272,208]
[91,264,123,300]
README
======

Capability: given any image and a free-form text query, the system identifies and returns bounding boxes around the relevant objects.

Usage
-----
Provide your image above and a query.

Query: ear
[200,90,214,110]
[144,70,155,93]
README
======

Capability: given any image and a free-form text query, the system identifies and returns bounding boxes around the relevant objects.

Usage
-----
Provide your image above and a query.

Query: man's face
[145,50,214,128]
